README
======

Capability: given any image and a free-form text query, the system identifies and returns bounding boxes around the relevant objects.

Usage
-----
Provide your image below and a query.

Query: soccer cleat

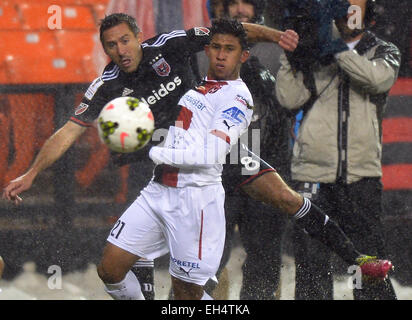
[356,255,394,280]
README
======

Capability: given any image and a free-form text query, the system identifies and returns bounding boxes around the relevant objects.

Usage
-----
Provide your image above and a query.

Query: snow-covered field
[0,245,411,300]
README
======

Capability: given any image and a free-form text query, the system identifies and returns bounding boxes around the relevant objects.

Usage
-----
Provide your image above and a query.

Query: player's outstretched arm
[241,23,299,52]
[2,121,86,205]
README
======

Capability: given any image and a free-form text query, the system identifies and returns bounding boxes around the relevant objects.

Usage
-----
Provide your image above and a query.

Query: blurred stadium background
[0,0,411,298]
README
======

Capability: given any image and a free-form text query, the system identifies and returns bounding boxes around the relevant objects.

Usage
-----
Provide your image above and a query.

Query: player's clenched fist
[279,29,299,52]
[2,174,32,205]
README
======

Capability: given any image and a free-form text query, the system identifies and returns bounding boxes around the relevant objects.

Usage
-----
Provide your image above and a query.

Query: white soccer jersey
[149,78,254,187]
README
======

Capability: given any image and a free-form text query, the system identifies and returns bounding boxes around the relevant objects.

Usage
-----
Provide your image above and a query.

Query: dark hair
[210,18,249,50]
[207,0,221,19]
[223,0,267,24]
[364,0,378,28]
[99,13,140,44]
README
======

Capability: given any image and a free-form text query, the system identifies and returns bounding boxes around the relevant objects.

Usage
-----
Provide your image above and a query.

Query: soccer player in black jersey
[3,14,392,299]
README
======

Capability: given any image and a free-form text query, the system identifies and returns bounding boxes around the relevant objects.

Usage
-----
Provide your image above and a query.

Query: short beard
[336,19,365,41]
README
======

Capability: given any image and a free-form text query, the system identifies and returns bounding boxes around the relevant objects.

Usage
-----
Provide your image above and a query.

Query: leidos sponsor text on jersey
[140,76,182,106]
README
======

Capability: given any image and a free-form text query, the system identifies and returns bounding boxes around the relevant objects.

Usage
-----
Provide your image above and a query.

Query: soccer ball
[97,97,155,153]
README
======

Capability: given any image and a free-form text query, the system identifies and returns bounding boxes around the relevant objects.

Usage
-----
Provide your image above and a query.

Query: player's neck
[206,73,240,81]
[134,48,143,71]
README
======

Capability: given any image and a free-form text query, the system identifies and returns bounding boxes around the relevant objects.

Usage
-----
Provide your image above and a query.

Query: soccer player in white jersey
[96,18,252,300]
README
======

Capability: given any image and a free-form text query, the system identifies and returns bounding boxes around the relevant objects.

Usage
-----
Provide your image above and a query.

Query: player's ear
[103,43,110,55]
[137,32,143,44]
[240,49,250,63]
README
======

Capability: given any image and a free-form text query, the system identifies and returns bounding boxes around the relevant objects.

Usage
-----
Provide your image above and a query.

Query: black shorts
[222,143,276,195]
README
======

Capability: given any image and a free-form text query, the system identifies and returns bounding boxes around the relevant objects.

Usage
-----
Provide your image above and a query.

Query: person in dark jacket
[276,0,400,299]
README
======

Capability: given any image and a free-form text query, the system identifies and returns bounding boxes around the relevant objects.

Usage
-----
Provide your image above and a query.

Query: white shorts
[107,180,226,286]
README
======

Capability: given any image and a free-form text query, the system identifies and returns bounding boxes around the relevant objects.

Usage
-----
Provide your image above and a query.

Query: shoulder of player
[234,81,254,108]
[83,63,120,100]
[225,79,252,96]
[215,80,253,109]
[101,62,121,82]
[141,29,188,49]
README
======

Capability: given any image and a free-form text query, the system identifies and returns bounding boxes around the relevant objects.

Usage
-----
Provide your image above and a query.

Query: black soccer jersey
[70,27,211,131]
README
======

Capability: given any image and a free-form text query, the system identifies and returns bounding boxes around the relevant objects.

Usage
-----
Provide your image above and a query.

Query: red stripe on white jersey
[195,81,228,95]
[210,129,230,144]
[161,165,180,187]
[198,210,204,260]
[175,106,193,130]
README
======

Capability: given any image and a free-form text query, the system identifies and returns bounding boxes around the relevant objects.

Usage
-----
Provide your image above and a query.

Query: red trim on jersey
[153,106,193,187]
[210,129,231,144]
[236,168,276,191]
[69,117,93,127]
[161,164,179,187]
[176,106,193,130]
[195,81,228,95]
[198,210,204,260]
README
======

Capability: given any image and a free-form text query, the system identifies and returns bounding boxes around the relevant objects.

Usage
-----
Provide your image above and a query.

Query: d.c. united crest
[152,57,171,77]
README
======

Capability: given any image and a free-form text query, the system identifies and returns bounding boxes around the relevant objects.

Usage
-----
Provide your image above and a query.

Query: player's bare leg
[97,242,145,299]
[211,267,229,300]
[241,171,302,215]
[171,276,208,300]
[241,171,394,280]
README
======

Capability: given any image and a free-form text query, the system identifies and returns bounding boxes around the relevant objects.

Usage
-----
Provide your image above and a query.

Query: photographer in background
[276,0,400,299]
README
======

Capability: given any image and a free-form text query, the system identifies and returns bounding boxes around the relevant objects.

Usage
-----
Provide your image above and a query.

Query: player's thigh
[171,276,204,300]
[168,184,226,286]
[106,191,168,260]
[98,242,140,282]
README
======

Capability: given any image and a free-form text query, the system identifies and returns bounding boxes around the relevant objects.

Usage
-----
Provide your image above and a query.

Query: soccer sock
[293,197,361,265]
[104,270,145,300]
[201,291,214,300]
[131,259,155,300]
